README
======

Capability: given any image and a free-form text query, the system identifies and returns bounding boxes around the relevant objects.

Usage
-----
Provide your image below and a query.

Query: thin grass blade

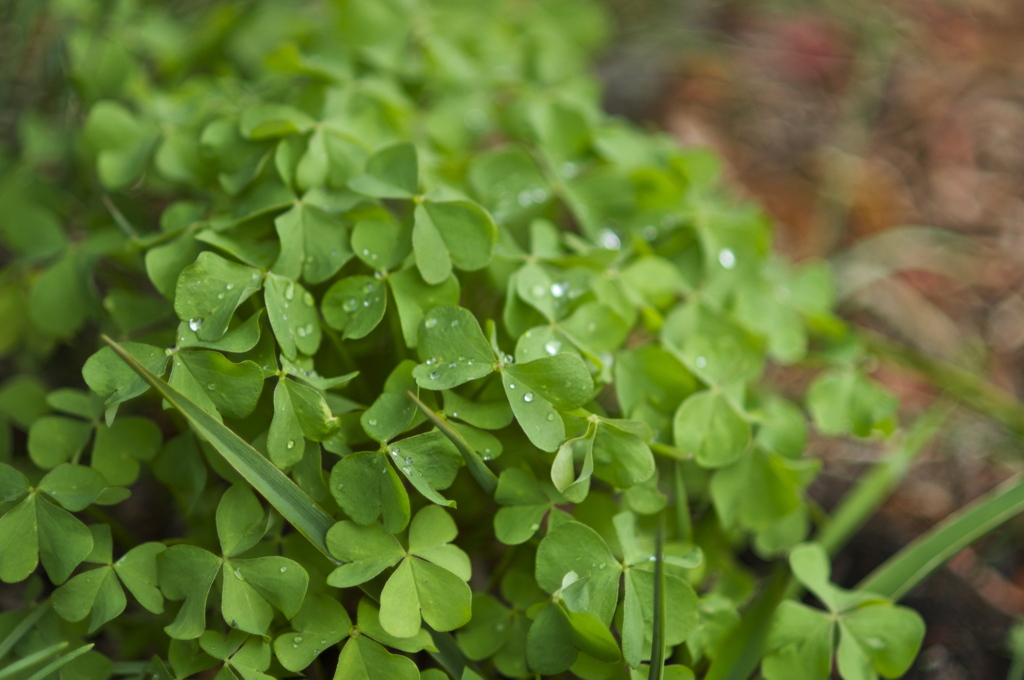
[407,390,498,496]
[858,475,1024,600]
[648,518,666,680]
[0,642,68,680]
[22,644,93,680]
[101,335,337,561]
[0,601,50,665]
[704,569,789,680]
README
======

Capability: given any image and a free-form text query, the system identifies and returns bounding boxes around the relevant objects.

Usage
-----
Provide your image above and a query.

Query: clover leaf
[494,468,561,545]
[807,369,898,438]
[762,543,925,680]
[551,416,655,502]
[326,506,471,638]
[272,202,352,284]
[198,629,273,680]
[174,252,263,342]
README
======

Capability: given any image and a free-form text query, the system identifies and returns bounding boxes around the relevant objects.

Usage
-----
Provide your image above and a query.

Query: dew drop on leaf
[363,283,375,294]
[530,524,540,531]
[280,566,288,572]
[531,284,546,298]
[546,413,555,421]
[550,282,566,298]
[286,440,295,449]
[303,292,315,306]
[343,298,359,312]
[425,316,439,329]
[188,317,203,332]
[448,362,457,369]
[695,356,707,368]
[718,248,736,269]
[226,283,234,290]
[450,319,460,327]
[517,190,533,207]
[368,419,378,426]
[523,392,534,402]
[285,281,295,300]
[532,188,547,203]
[429,371,441,380]
[426,357,437,365]
[544,340,561,355]
[508,383,515,390]
[598,229,621,250]
[233,569,245,581]
[207,383,216,390]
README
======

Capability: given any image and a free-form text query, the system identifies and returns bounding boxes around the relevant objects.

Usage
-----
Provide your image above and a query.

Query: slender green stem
[672,461,692,544]
[0,601,51,664]
[0,642,68,680]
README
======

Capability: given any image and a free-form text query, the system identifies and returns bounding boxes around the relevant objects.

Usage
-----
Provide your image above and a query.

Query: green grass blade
[648,518,666,680]
[858,474,1024,600]
[407,390,498,496]
[0,601,50,665]
[101,335,337,561]
[0,642,69,680]
[818,404,949,556]
[22,644,94,680]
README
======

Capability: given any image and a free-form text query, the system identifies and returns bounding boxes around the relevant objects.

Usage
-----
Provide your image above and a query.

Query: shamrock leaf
[762,543,925,680]
[412,306,497,390]
[348,142,419,199]
[199,629,273,680]
[83,342,170,423]
[268,376,339,468]
[0,463,109,584]
[412,199,497,285]
[388,266,461,348]
[167,347,265,422]
[494,468,559,545]
[28,388,162,485]
[330,452,411,533]
[264,273,322,360]
[673,390,751,468]
[334,635,419,680]
[327,507,471,638]
[272,201,352,283]
[502,353,594,452]
[551,416,655,502]
[322,275,387,339]
[807,369,898,438]
[173,252,263,342]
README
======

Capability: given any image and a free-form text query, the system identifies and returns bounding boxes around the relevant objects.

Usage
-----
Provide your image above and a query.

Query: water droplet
[448,362,457,369]
[598,562,606,569]
[304,323,314,335]
[391,447,400,455]
[188,318,203,332]
[286,440,295,449]
[546,413,555,421]
[517,190,533,207]
[401,465,412,473]
[467,359,474,365]
[282,314,288,321]
[304,292,315,306]
[561,162,578,178]
[648,555,657,562]
[550,282,567,298]
[343,298,359,312]
[598,229,621,250]
[404,457,413,466]
[508,383,516,390]
[426,357,438,365]
[294,636,303,643]
[451,411,459,418]
[362,299,371,307]
[207,383,216,390]
[425,317,439,329]
[695,356,707,368]
[642,225,658,241]
[530,523,540,531]
[363,283,375,294]
[503,354,514,363]
[225,283,234,291]
[367,419,378,427]
[531,284,546,297]
[320,639,327,645]
[429,371,441,380]
[175,361,181,367]
[251,272,260,280]
[544,339,562,355]
[165,345,178,356]
[297,326,308,337]
[216,292,225,299]
[280,566,288,572]
[450,319,460,327]
[285,282,295,300]
[362,248,371,256]
[233,569,245,580]
[586,322,596,333]
[531,188,547,203]
[718,248,736,269]
[523,392,534,402]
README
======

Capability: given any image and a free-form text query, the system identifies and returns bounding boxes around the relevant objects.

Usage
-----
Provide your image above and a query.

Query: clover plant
[0,0,928,678]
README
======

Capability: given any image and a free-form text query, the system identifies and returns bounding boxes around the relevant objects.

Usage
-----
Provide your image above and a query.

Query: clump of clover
[0,0,921,678]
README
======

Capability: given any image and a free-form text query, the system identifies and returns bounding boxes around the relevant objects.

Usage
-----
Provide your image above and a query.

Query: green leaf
[240,104,316,139]
[413,200,497,284]
[536,521,620,624]
[526,604,578,674]
[52,566,126,632]
[413,307,496,390]
[174,252,263,342]
[264,273,322,360]
[322,276,387,339]
[217,484,267,558]
[29,253,91,338]
[389,267,461,348]
[329,452,410,533]
[379,557,473,637]
[673,391,750,468]
[503,354,594,410]
[334,635,419,680]
[221,556,309,634]
[590,418,655,489]
[159,545,221,639]
[38,464,109,511]
[0,495,93,584]
[273,202,352,283]
[807,369,898,438]
[357,598,436,653]
[274,594,351,671]
[27,418,92,469]
[268,378,338,468]
[457,594,513,660]
[494,469,551,545]
[840,606,924,678]
[91,416,162,486]
[349,143,419,199]
[83,343,169,420]
[326,521,405,587]
[352,217,407,270]
[167,350,265,421]
[176,311,264,354]
[113,542,165,614]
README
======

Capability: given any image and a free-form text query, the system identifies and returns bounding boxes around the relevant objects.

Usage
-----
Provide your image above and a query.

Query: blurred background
[4,0,1024,676]
[597,0,1024,677]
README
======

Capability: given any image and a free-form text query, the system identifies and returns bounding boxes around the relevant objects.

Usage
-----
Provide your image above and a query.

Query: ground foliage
[0,0,928,678]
